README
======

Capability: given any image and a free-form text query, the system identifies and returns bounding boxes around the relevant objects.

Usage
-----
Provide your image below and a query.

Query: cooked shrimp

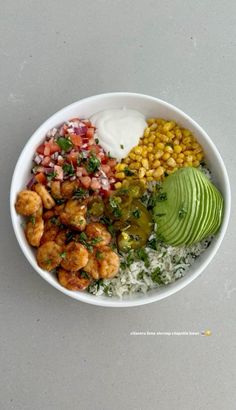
[40,219,60,245]
[36,241,62,271]
[43,210,55,220]
[58,268,90,291]
[84,246,120,279]
[15,190,42,216]
[50,180,62,199]
[25,217,44,247]
[55,230,68,247]
[60,212,86,231]
[54,203,65,216]
[34,183,55,209]
[61,242,89,271]
[64,199,87,216]
[61,181,78,198]
[85,222,111,248]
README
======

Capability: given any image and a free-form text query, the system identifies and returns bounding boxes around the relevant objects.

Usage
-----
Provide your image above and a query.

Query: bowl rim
[10,92,231,307]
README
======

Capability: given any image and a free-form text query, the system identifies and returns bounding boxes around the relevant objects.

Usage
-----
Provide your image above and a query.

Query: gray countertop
[1,1,236,409]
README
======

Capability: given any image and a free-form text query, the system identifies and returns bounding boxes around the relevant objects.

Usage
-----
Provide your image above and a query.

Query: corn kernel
[193,160,200,167]
[174,145,182,153]
[166,131,175,140]
[156,142,165,150]
[166,157,176,167]
[141,158,149,169]
[148,153,154,162]
[134,146,142,155]
[114,182,122,189]
[176,158,184,164]
[143,138,149,145]
[148,134,156,143]
[160,134,170,143]
[138,167,146,178]
[162,152,171,161]
[172,153,177,159]
[147,145,153,153]
[129,152,136,160]
[147,176,154,182]
[115,172,125,179]
[163,121,175,132]
[175,129,182,139]
[186,155,193,162]
[181,144,186,151]
[178,153,185,159]
[184,150,193,156]
[147,118,156,125]
[182,129,191,137]
[140,177,147,185]
[124,157,131,164]
[196,153,203,161]
[116,163,126,171]
[165,145,174,153]
[152,159,161,168]
[153,167,164,178]
[155,150,164,159]
[142,151,148,158]
[150,123,157,131]
[129,162,140,170]
[136,155,142,162]
[144,127,150,137]
[146,170,154,177]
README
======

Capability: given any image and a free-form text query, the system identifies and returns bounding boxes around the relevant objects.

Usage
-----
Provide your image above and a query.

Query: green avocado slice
[153,167,224,246]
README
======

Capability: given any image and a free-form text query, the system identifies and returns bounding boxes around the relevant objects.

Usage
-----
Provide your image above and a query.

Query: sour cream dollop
[90,108,147,161]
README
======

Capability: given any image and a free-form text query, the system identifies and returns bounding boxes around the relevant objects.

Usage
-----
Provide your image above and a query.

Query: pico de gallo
[28,118,118,195]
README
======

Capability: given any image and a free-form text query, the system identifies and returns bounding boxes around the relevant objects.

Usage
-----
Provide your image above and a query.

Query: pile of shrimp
[15,182,120,291]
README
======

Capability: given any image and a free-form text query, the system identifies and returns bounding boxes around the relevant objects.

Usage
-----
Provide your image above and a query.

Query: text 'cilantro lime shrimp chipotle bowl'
[10,93,231,307]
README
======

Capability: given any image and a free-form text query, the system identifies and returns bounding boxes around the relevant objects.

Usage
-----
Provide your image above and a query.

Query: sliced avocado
[153,167,224,246]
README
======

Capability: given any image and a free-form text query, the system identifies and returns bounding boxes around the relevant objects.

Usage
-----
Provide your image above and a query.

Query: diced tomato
[41,156,51,166]
[107,159,117,168]
[44,143,51,156]
[35,172,47,184]
[48,138,61,154]
[54,165,63,181]
[101,164,111,174]
[67,151,79,166]
[100,188,112,197]
[80,176,91,188]
[86,127,94,139]
[36,144,45,155]
[90,178,101,190]
[88,144,100,155]
[69,134,82,147]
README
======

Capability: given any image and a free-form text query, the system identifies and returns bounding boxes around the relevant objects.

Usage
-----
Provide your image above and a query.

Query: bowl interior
[10,93,231,307]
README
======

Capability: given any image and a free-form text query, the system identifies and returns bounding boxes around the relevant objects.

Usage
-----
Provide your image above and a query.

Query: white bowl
[10,93,231,307]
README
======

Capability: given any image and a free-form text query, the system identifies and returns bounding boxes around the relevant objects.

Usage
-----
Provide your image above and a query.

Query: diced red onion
[34,154,42,165]
[74,126,87,135]
[27,176,36,189]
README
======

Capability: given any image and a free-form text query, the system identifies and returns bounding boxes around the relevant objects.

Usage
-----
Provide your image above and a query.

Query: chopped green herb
[44,259,52,265]
[62,163,75,176]
[135,248,150,268]
[137,271,145,280]
[109,197,122,218]
[57,137,73,152]
[60,251,66,259]
[151,267,163,284]
[155,212,166,217]
[73,188,88,199]
[54,198,66,205]
[96,250,104,260]
[86,154,101,173]
[132,208,141,219]
[50,216,60,225]
[46,171,57,181]
[80,270,90,279]
[120,144,124,149]
[124,167,135,176]
[95,138,99,144]
[157,192,167,202]
[29,215,36,225]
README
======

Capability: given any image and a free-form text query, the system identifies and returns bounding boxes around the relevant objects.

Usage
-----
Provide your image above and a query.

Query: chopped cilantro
[29,215,36,225]
[124,167,135,176]
[151,267,163,284]
[80,270,90,279]
[54,198,66,205]
[157,192,167,202]
[135,248,150,268]
[109,197,122,218]
[120,144,124,149]
[44,258,52,265]
[60,251,66,259]
[96,250,104,260]
[57,137,73,152]
[179,207,187,218]
[62,163,75,176]
[73,188,88,199]
[95,138,99,144]
[132,208,141,219]
[86,154,101,173]
[155,212,166,217]
[50,216,60,225]
[46,171,57,181]
[137,271,145,280]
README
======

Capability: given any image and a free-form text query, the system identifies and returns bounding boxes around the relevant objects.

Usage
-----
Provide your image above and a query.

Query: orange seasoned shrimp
[61,242,89,271]
[84,246,120,279]
[54,203,65,216]
[61,181,78,198]
[36,241,62,271]
[25,217,44,247]
[85,222,111,248]
[57,268,91,291]
[50,180,62,199]
[55,230,68,247]
[64,199,87,216]
[15,190,42,216]
[60,212,86,231]
[34,183,55,209]
[40,219,60,245]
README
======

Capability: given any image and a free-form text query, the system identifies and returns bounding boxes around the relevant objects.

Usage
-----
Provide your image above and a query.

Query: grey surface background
[1,1,235,409]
